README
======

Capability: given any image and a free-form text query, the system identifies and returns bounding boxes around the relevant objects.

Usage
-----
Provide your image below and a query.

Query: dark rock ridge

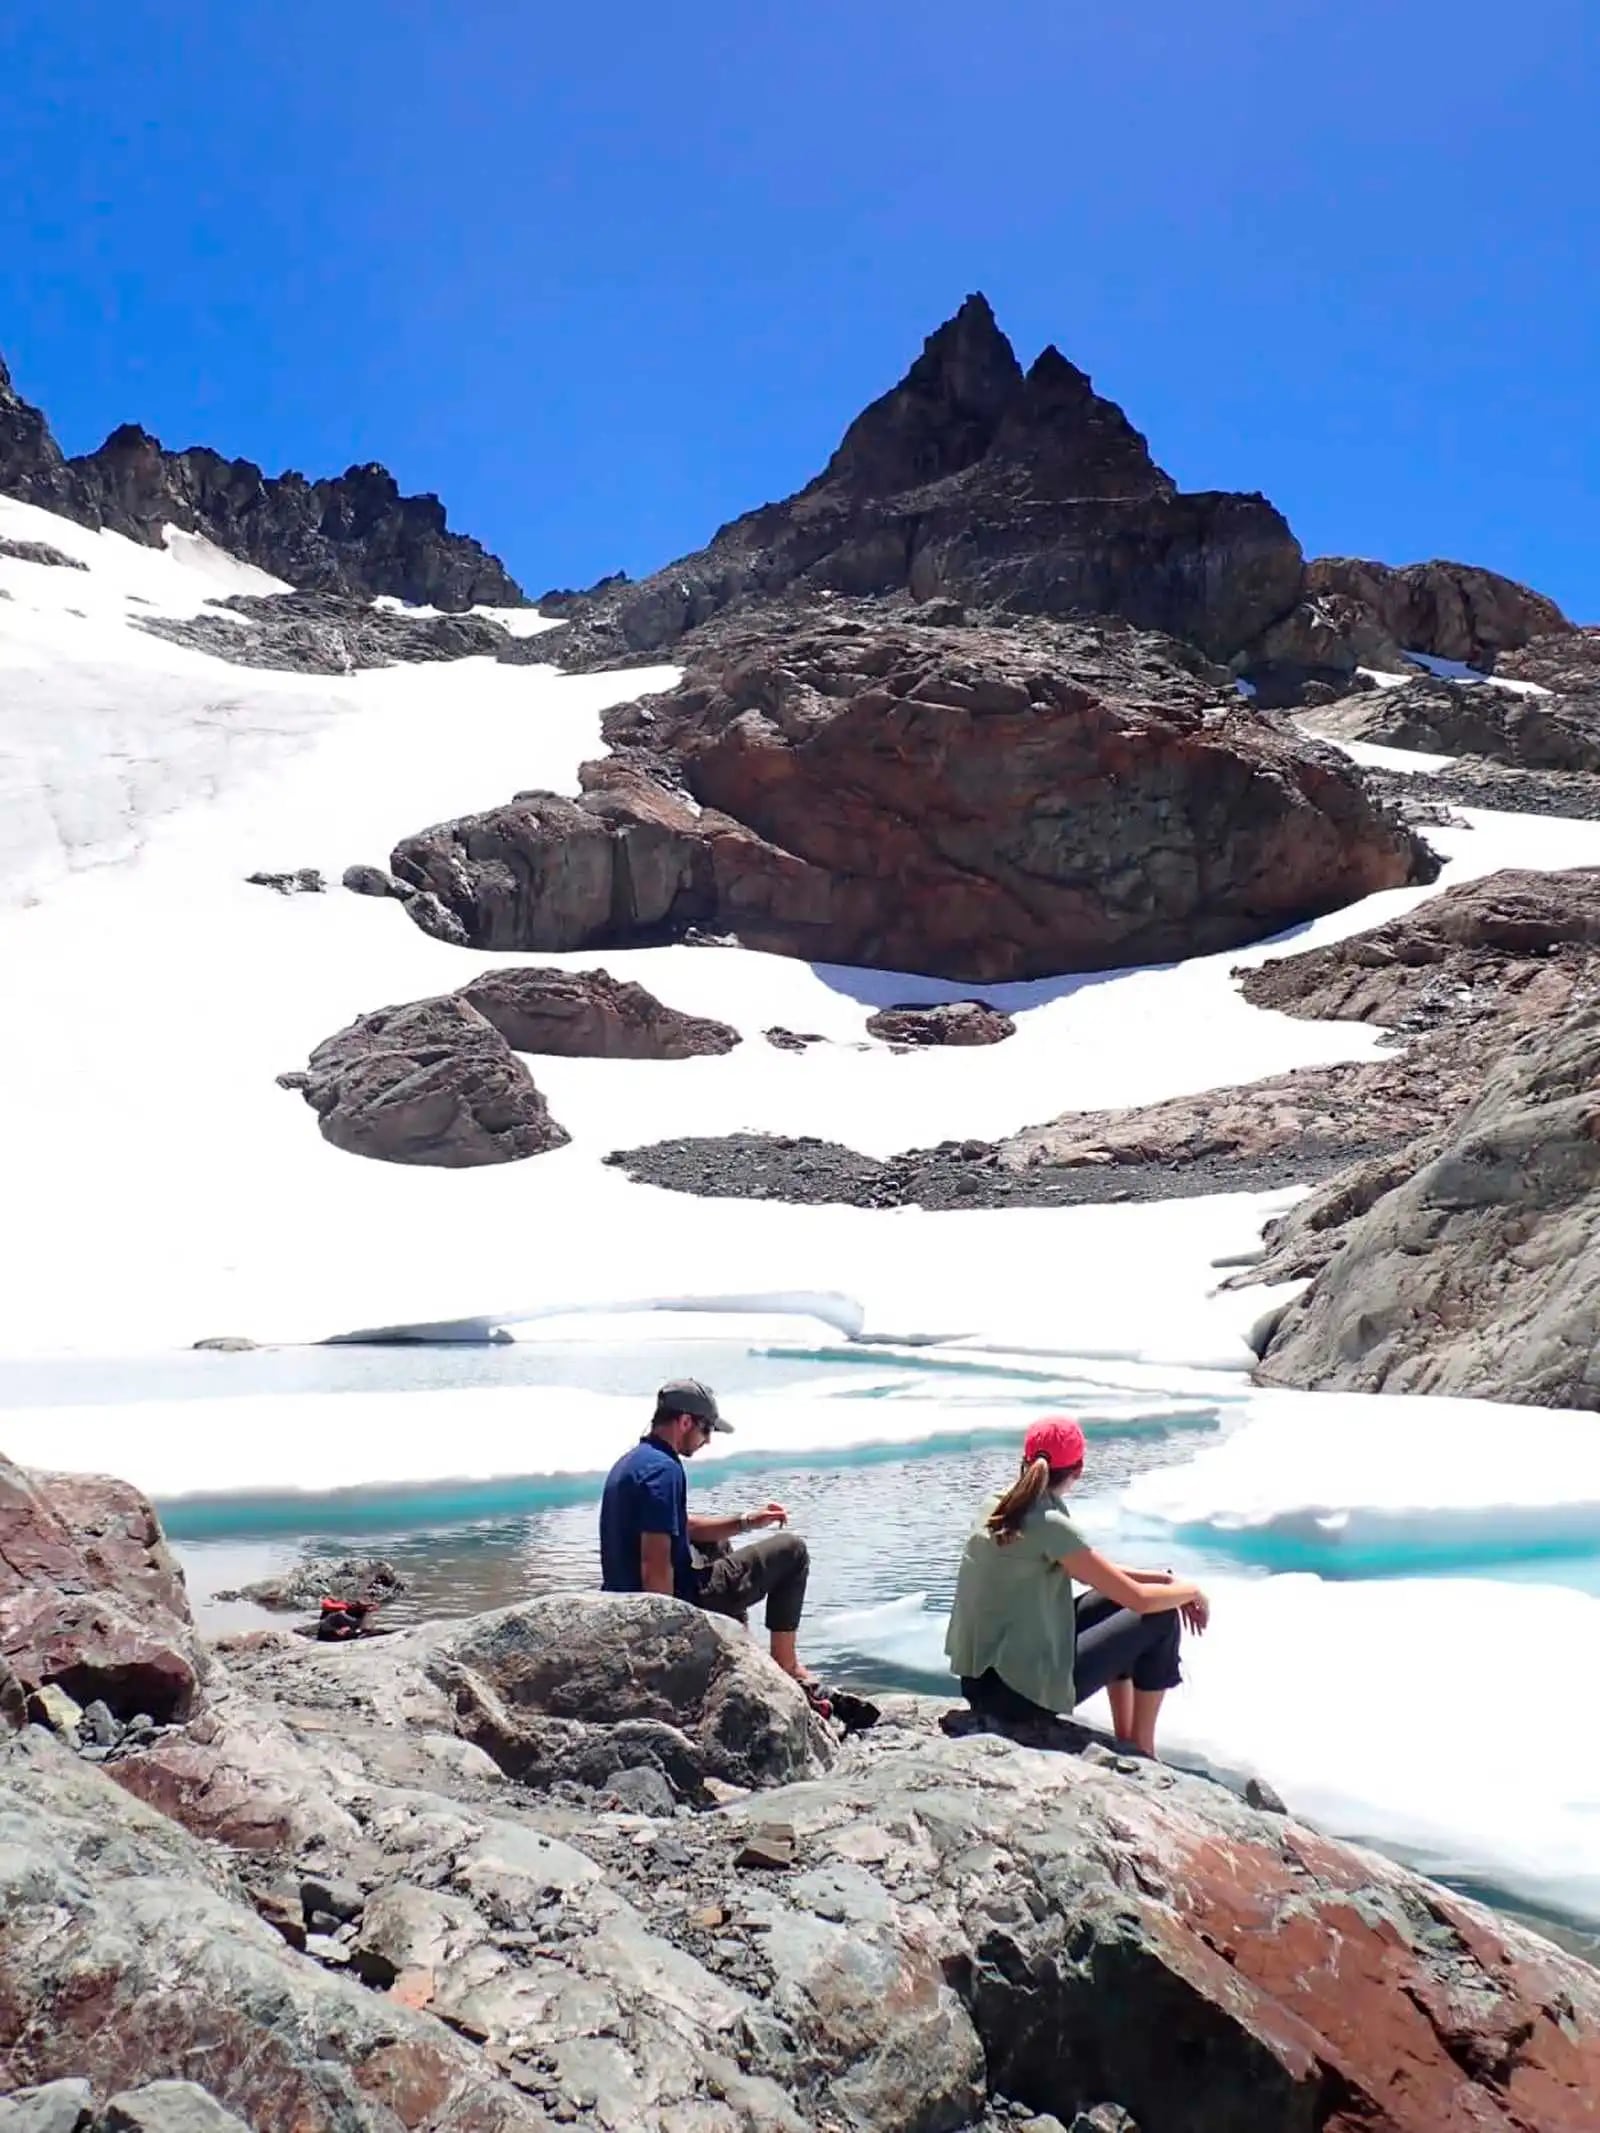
[278,995,569,1167]
[5,1443,1598,2132]
[1361,756,1600,826]
[141,591,546,673]
[532,293,1305,668]
[0,533,86,569]
[391,605,1435,983]
[456,965,740,1059]
[528,296,1580,697]
[1307,672,1600,772]
[0,351,522,609]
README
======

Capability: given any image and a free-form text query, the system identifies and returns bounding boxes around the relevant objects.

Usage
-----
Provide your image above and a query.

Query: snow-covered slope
[8,492,1600,1360]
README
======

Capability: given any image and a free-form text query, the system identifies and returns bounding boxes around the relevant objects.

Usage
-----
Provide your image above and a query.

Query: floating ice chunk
[0,1373,1215,1517]
[1122,1391,1600,1572]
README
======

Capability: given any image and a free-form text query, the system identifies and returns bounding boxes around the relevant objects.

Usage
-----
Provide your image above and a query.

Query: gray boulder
[1256,1004,1600,1404]
[103,2086,252,2133]
[341,862,407,898]
[0,2083,95,2133]
[279,995,569,1167]
[433,1593,832,1798]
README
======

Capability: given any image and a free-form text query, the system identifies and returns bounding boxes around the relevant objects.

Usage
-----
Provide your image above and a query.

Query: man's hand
[1181,1591,1211,1636]
[745,1502,789,1531]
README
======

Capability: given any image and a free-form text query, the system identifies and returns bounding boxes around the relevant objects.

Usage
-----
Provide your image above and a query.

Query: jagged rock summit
[543,293,1308,667]
[0,350,522,610]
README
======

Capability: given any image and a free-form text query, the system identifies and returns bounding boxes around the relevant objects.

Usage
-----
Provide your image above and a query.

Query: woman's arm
[1059,1545,1203,1616]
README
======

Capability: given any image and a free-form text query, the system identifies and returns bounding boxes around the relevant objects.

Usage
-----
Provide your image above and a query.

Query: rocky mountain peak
[987,343,1174,498]
[816,290,1025,495]
[0,352,525,611]
[0,351,75,512]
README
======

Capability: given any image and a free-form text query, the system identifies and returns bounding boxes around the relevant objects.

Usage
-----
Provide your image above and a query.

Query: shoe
[827,1689,880,1735]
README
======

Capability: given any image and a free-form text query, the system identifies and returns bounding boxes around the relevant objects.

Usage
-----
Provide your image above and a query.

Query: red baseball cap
[1023,1416,1086,1471]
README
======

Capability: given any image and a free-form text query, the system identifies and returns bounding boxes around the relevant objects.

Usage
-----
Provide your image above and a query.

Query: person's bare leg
[1130,1688,1166,1758]
[1106,1678,1135,1743]
[770,1629,807,1678]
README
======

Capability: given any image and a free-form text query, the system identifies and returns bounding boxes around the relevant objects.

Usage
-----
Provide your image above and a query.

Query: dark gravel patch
[603,1131,1408,1211]
[1363,761,1600,824]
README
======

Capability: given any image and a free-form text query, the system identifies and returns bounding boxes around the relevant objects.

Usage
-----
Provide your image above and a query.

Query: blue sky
[1,1,1595,614]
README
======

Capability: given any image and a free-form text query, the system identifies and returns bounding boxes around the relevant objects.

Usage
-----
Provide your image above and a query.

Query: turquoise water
[178,1429,1201,1631]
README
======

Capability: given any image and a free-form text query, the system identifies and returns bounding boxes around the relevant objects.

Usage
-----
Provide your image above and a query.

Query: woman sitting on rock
[945,1416,1209,1758]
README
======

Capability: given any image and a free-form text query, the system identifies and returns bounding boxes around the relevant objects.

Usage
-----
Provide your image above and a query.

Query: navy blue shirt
[600,1435,696,1601]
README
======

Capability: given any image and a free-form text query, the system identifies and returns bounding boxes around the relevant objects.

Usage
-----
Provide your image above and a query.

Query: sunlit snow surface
[8,499,1600,1924]
[815,1578,1600,1923]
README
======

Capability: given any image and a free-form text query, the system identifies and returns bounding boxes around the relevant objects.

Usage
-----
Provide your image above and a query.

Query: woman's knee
[1133,1605,1183,1691]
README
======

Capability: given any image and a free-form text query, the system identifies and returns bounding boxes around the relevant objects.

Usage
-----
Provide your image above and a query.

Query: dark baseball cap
[656,1378,733,1433]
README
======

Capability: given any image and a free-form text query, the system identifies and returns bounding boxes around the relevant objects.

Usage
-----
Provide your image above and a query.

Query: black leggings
[961,1590,1182,1721]
[696,1531,810,1635]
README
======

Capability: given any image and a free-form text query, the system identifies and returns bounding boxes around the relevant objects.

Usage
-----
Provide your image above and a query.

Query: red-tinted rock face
[1161,1819,1597,2132]
[0,1455,201,1722]
[279,994,570,1166]
[1305,556,1570,666]
[456,966,739,1059]
[394,614,1435,982]
[867,1002,1016,1047]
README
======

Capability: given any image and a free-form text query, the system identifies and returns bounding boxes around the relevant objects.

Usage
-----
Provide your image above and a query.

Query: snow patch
[1404,649,1552,696]
[819,1575,1600,1926]
[1122,1392,1600,1572]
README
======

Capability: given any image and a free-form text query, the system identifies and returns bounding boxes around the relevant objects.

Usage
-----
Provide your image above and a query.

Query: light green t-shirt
[944,1493,1088,1714]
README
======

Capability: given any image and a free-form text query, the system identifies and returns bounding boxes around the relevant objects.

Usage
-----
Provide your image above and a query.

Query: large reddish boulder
[393,612,1434,983]
[867,1001,1016,1046]
[1305,556,1570,666]
[278,994,569,1166]
[0,1454,201,1722]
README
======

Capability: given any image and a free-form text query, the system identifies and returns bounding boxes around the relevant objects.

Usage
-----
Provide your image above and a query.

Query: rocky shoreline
[4,1447,1599,2132]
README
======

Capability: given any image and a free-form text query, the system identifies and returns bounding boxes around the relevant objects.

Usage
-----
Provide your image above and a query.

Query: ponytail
[987,1457,1053,1545]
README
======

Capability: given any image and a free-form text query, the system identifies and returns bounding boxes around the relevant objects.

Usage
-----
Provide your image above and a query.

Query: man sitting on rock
[599,1379,816,1689]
